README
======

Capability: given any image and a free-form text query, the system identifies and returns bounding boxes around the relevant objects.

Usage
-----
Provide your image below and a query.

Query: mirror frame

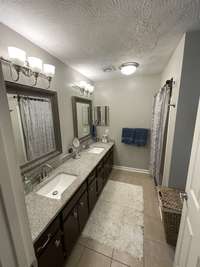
[5,81,62,174]
[72,96,92,142]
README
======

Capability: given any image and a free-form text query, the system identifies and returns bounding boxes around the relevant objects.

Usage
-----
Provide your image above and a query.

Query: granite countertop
[25,142,114,243]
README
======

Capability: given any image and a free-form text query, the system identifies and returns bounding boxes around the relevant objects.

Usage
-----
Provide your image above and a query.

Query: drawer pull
[80,201,84,207]
[37,233,52,253]
[73,209,78,219]
[55,239,61,247]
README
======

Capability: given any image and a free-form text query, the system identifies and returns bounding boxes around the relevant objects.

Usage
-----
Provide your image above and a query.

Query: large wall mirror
[72,96,92,141]
[6,81,62,173]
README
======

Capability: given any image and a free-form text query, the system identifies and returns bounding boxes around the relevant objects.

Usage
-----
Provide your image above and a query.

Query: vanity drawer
[62,182,87,221]
[34,217,60,257]
[87,170,96,184]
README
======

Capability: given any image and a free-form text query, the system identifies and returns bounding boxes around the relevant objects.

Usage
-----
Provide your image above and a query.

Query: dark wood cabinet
[36,230,64,267]
[63,206,79,256]
[104,155,109,182]
[88,178,98,212]
[104,150,113,180]
[97,162,104,194]
[77,191,89,231]
[34,146,114,267]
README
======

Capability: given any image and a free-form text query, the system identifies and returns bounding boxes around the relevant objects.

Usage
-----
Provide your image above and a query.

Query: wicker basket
[159,187,183,247]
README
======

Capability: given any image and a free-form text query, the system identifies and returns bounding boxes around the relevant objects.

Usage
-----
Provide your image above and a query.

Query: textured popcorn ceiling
[1,0,200,81]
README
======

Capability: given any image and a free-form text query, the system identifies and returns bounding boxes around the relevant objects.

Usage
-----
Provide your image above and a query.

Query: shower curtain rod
[164,78,176,108]
[154,78,173,98]
[165,78,173,90]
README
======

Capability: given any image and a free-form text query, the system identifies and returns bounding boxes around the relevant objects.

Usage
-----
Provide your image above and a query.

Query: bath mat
[82,180,144,259]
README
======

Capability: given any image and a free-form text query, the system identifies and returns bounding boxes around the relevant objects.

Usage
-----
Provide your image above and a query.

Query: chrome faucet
[82,141,90,150]
[41,163,53,179]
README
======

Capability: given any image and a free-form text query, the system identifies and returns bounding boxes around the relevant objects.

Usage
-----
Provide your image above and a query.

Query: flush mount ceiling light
[0,46,55,88]
[119,62,139,75]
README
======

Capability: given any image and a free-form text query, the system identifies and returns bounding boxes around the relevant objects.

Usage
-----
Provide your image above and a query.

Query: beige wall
[161,35,185,186]
[0,23,92,164]
[94,74,160,170]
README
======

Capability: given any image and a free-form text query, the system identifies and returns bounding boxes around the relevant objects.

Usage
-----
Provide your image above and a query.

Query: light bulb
[8,47,26,66]
[87,84,94,93]
[28,57,42,72]
[78,81,88,88]
[43,64,55,77]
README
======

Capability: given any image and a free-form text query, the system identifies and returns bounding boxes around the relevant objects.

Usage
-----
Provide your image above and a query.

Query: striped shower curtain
[150,86,170,185]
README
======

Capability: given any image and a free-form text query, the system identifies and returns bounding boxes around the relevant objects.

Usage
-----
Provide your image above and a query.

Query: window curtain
[19,97,56,161]
[149,86,170,184]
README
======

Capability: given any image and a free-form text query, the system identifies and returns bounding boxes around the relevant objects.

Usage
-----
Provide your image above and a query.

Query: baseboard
[113,165,150,174]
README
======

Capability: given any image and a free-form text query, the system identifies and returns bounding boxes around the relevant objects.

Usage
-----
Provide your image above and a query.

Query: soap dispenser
[23,176,32,194]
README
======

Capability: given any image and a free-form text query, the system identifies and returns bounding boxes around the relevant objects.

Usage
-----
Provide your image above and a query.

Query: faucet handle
[23,175,29,182]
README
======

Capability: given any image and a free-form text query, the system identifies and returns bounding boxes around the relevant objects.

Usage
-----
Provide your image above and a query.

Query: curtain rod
[154,78,174,98]
[165,78,173,89]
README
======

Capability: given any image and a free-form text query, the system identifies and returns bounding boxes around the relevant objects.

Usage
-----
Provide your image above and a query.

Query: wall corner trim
[113,165,150,174]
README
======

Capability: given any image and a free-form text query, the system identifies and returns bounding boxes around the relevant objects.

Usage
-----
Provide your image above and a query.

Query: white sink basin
[88,147,105,154]
[37,173,77,199]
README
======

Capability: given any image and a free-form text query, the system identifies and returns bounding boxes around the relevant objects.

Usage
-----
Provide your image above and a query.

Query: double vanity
[26,142,114,267]
[5,80,113,266]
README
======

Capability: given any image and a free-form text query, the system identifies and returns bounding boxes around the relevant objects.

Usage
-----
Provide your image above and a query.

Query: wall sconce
[0,46,55,88]
[72,80,94,97]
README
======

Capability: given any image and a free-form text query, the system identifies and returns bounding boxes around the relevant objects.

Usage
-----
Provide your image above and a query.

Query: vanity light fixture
[8,47,26,66]
[119,62,139,75]
[72,81,94,97]
[0,46,55,88]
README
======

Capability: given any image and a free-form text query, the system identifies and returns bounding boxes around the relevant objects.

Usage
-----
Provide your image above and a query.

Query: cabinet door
[88,178,98,212]
[97,163,104,194]
[104,156,110,181]
[104,151,113,180]
[78,191,89,232]
[63,207,79,255]
[108,150,113,176]
[37,230,64,267]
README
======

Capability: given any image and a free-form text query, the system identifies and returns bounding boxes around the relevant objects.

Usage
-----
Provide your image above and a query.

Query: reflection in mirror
[6,81,62,173]
[72,97,92,141]
[8,94,56,164]
[76,102,90,139]
[94,106,109,126]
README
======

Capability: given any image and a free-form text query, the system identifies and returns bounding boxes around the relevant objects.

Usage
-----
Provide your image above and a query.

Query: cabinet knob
[80,201,84,207]
[55,239,61,247]
[73,209,78,219]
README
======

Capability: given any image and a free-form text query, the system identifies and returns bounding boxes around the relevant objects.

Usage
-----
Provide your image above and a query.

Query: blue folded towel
[121,128,135,144]
[134,128,148,146]
[121,128,148,146]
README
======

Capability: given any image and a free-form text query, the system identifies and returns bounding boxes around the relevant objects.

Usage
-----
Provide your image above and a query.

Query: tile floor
[64,169,175,267]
